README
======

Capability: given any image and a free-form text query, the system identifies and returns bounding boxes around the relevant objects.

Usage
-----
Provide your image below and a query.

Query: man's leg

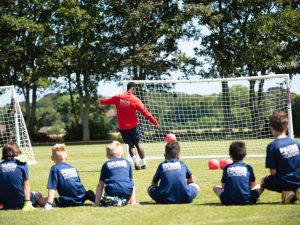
[129,143,140,170]
[134,142,146,169]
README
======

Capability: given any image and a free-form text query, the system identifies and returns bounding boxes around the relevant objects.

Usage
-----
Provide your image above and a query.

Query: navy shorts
[119,126,141,144]
[2,192,37,209]
[263,175,300,192]
[220,190,259,205]
[148,184,199,204]
[54,197,84,207]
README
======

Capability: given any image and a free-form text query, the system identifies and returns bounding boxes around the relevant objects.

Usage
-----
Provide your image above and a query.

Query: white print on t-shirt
[227,166,247,177]
[120,99,130,106]
[107,160,127,170]
[279,144,299,159]
[0,162,17,172]
[60,168,78,179]
[162,162,181,171]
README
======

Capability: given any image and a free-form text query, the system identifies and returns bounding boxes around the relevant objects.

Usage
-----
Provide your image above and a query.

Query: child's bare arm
[270,169,277,176]
[129,186,138,205]
[250,181,256,189]
[47,189,56,205]
[23,179,31,201]
[94,181,104,207]
[187,175,195,184]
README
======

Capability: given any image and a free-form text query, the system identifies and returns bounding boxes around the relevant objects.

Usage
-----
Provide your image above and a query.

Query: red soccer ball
[219,159,233,169]
[165,133,177,143]
[208,159,220,170]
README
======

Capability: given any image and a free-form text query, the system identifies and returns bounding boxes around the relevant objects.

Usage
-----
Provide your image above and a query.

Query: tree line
[0,1,299,141]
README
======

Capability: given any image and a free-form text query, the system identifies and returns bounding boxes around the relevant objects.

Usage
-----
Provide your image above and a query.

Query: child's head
[164,141,180,160]
[1,141,21,160]
[51,143,68,163]
[229,141,246,161]
[269,111,288,134]
[106,141,123,159]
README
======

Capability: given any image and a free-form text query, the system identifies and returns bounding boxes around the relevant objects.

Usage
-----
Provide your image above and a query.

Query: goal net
[123,74,294,159]
[0,86,36,164]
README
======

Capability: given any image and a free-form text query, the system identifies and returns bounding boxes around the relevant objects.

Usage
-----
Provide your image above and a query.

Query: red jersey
[99,91,158,130]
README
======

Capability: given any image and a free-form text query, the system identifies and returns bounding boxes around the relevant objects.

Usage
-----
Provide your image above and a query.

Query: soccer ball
[208,159,219,170]
[219,159,233,169]
[165,133,177,143]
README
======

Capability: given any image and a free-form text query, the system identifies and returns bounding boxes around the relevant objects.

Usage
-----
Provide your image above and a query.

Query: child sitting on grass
[39,143,95,210]
[213,141,261,205]
[261,111,300,204]
[148,141,199,204]
[0,141,41,210]
[94,141,137,207]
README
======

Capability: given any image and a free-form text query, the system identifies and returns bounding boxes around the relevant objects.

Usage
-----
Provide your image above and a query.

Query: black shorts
[54,197,84,207]
[220,190,259,205]
[263,175,300,192]
[119,126,141,144]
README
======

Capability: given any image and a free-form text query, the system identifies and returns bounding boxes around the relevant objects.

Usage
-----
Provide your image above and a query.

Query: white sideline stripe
[127,155,266,162]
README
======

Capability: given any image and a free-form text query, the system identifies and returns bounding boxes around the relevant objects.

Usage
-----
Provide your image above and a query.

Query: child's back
[221,161,257,205]
[148,142,199,204]
[48,161,86,206]
[0,159,28,208]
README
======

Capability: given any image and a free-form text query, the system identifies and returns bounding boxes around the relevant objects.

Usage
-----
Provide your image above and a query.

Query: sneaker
[295,188,300,201]
[281,190,295,204]
[141,165,146,169]
[135,164,141,170]
[86,190,96,202]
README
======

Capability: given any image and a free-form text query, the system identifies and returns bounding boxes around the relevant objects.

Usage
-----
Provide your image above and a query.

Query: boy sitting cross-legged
[261,111,300,204]
[39,144,95,210]
[94,141,137,207]
[213,141,261,205]
[0,141,42,210]
[148,141,199,204]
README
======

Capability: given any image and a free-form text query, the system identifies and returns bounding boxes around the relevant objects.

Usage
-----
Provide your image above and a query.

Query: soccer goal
[0,86,36,164]
[123,74,294,159]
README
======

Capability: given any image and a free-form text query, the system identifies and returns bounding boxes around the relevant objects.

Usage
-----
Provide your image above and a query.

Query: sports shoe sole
[281,190,295,204]
[295,188,300,201]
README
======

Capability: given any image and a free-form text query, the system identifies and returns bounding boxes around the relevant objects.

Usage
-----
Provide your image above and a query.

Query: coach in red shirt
[99,82,160,170]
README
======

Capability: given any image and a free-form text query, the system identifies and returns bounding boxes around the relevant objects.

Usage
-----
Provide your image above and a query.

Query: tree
[103,0,187,81]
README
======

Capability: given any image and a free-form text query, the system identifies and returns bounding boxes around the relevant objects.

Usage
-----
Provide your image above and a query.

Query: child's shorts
[1,192,37,209]
[263,175,299,192]
[148,183,199,204]
[119,126,141,144]
[54,197,84,207]
[220,190,259,205]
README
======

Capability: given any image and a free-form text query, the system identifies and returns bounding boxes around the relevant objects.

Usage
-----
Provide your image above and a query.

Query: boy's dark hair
[229,141,246,161]
[2,141,21,160]
[127,82,136,91]
[165,141,180,159]
[269,111,288,133]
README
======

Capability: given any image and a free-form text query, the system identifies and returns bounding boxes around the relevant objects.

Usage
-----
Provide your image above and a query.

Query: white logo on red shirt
[120,99,130,106]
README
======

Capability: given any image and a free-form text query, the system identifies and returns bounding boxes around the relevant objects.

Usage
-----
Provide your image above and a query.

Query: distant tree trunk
[29,84,37,135]
[248,70,264,137]
[24,85,31,128]
[75,69,90,141]
[222,80,233,134]
[67,73,79,125]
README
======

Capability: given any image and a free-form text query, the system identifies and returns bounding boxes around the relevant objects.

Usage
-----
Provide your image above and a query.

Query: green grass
[1,140,300,225]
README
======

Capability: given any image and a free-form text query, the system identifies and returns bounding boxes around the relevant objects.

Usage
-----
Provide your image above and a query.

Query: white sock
[132,155,139,165]
[141,158,146,166]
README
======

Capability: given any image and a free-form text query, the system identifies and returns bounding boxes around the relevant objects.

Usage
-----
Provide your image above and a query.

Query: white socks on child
[141,158,146,166]
[132,155,139,165]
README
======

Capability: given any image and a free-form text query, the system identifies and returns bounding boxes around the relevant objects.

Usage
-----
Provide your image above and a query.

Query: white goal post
[0,86,36,164]
[123,74,294,159]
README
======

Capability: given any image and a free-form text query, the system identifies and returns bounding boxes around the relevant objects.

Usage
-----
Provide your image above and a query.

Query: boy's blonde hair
[106,141,123,158]
[52,143,67,161]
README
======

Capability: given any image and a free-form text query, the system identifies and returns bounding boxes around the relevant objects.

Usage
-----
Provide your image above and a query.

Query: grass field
[1,140,300,225]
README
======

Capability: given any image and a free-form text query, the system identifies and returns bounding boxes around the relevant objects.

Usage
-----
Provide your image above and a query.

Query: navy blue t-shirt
[47,162,86,206]
[266,137,300,187]
[100,158,134,199]
[0,159,28,207]
[221,161,255,205]
[152,159,193,204]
